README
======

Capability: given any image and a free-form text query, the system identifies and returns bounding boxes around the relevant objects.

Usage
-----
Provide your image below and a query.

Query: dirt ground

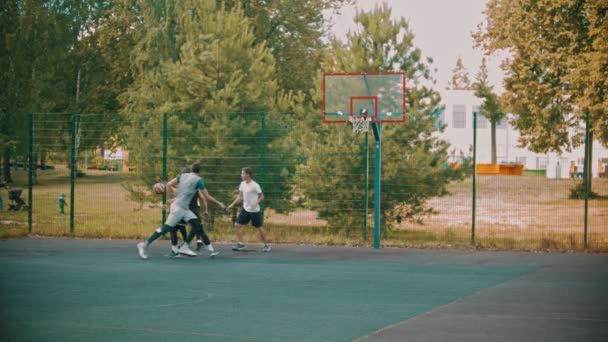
[399,176,608,239]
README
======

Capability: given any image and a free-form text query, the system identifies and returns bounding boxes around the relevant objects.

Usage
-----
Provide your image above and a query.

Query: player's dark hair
[241,167,253,176]
[191,162,201,174]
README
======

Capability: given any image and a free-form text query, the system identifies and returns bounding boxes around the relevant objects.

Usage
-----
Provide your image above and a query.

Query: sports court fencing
[8,111,607,251]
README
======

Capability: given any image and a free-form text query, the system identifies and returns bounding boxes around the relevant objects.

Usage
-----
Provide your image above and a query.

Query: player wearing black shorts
[226,167,270,252]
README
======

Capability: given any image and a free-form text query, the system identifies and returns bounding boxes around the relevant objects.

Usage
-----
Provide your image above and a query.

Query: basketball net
[348,116,372,133]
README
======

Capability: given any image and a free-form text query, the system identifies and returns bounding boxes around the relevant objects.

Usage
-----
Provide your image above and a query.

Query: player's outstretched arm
[201,189,225,209]
[197,190,209,216]
[227,192,243,209]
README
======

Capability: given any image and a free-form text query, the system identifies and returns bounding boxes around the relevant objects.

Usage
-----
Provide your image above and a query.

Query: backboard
[322,72,406,124]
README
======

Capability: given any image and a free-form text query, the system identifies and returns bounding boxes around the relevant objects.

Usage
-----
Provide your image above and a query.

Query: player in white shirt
[227,167,270,252]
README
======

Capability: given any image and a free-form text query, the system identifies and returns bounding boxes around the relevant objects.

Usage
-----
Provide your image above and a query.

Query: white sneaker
[178,244,197,257]
[137,242,148,259]
[262,245,271,252]
[209,251,219,258]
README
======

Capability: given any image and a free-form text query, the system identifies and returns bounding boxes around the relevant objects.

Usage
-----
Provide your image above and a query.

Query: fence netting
[6,111,605,250]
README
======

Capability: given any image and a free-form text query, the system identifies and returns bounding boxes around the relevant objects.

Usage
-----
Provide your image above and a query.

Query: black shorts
[236,209,263,228]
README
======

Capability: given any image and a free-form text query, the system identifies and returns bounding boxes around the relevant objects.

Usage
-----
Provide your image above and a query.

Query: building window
[536,157,547,170]
[453,105,466,128]
[515,157,527,165]
[472,106,487,128]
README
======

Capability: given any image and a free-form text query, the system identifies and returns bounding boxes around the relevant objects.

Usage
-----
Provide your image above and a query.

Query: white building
[438,90,608,178]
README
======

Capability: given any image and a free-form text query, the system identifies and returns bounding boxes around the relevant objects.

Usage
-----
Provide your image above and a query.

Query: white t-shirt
[239,180,262,213]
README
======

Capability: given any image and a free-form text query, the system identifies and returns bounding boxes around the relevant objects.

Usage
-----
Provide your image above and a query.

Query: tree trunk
[40,151,46,170]
[491,120,497,164]
[3,148,13,183]
[586,131,593,193]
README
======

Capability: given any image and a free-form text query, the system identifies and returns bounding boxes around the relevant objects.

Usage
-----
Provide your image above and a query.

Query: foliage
[119,1,303,210]
[474,0,608,152]
[472,57,504,164]
[446,56,473,90]
[293,3,463,230]
[0,0,124,181]
[569,181,599,199]
[223,0,353,97]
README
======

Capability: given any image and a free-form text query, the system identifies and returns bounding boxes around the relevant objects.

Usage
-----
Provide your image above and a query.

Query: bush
[569,181,599,199]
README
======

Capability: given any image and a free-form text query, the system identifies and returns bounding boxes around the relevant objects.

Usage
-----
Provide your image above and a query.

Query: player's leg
[138,206,184,259]
[177,210,201,256]
[198,229,218,257]
[175,222,188,242]
[232,209,249,251]
[252,212,270,252]
[194,215,204,251]
[137,224,176,259]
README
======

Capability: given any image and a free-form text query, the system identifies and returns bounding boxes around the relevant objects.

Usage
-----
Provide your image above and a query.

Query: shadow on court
[0,238,606,342]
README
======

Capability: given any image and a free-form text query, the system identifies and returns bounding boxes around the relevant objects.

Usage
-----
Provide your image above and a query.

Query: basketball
[153,182,165,194]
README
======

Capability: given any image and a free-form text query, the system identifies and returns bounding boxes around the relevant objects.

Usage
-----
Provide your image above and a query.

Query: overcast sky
[325,0,507,93]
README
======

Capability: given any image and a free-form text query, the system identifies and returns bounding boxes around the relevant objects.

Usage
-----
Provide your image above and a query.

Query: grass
[1,168,607,252]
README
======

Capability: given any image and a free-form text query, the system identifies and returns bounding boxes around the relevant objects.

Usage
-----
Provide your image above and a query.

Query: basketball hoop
[349,116,372,133]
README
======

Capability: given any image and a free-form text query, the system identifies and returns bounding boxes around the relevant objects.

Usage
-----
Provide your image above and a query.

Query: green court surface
[1,238,607,342]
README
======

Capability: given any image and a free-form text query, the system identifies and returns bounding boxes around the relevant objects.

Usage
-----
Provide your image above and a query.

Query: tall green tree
[474,0,608,187]
[222,0,351,98]
[473,57,504,164]
[1,0,123,179]
[1,0,74,180]
[293,3,461,231]
[120,0,302,209]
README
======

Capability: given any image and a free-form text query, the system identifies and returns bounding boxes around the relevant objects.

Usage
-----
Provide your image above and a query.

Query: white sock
[171,245,178,253]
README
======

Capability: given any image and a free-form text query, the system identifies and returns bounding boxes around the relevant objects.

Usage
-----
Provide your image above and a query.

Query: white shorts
[165,204,198,227]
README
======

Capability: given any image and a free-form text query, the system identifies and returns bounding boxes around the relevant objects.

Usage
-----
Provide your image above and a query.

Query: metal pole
[28,113,33,233]
[372,122,381,249]
[363,131,369,241]
[260,112,266,214]
[162,113,168,224]
[472,111,477,244]
[362,74,374,245]
[584,110,589,249]
[70,113,77,233]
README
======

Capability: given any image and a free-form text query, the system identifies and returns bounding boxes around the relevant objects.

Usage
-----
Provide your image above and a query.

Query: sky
[325,0,507,94]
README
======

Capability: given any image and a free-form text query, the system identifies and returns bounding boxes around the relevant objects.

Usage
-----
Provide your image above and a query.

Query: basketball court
[1,238,607,341]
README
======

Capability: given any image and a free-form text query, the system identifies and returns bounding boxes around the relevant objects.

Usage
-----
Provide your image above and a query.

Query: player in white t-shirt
[226,167,270,252]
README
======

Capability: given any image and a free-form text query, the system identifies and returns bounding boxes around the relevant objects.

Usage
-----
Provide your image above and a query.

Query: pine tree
[293,3,463,230]
[120,1,300,208]
[446,56,472,90]
[473,57,504,164]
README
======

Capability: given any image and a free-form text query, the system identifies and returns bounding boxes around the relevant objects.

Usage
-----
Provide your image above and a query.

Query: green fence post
[70,113,77,234]
[260,112,266,214]
[472,111,477,244]
[584,110,589,250]
[371,122,381,249]
[363,131,369,241]
[28,113,33,233]
[162,112,168,225]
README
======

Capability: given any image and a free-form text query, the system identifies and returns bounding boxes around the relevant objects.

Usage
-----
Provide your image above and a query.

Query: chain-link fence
[4,111,605,251]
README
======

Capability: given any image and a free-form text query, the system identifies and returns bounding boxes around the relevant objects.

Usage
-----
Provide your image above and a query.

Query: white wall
[438,90,608,178]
